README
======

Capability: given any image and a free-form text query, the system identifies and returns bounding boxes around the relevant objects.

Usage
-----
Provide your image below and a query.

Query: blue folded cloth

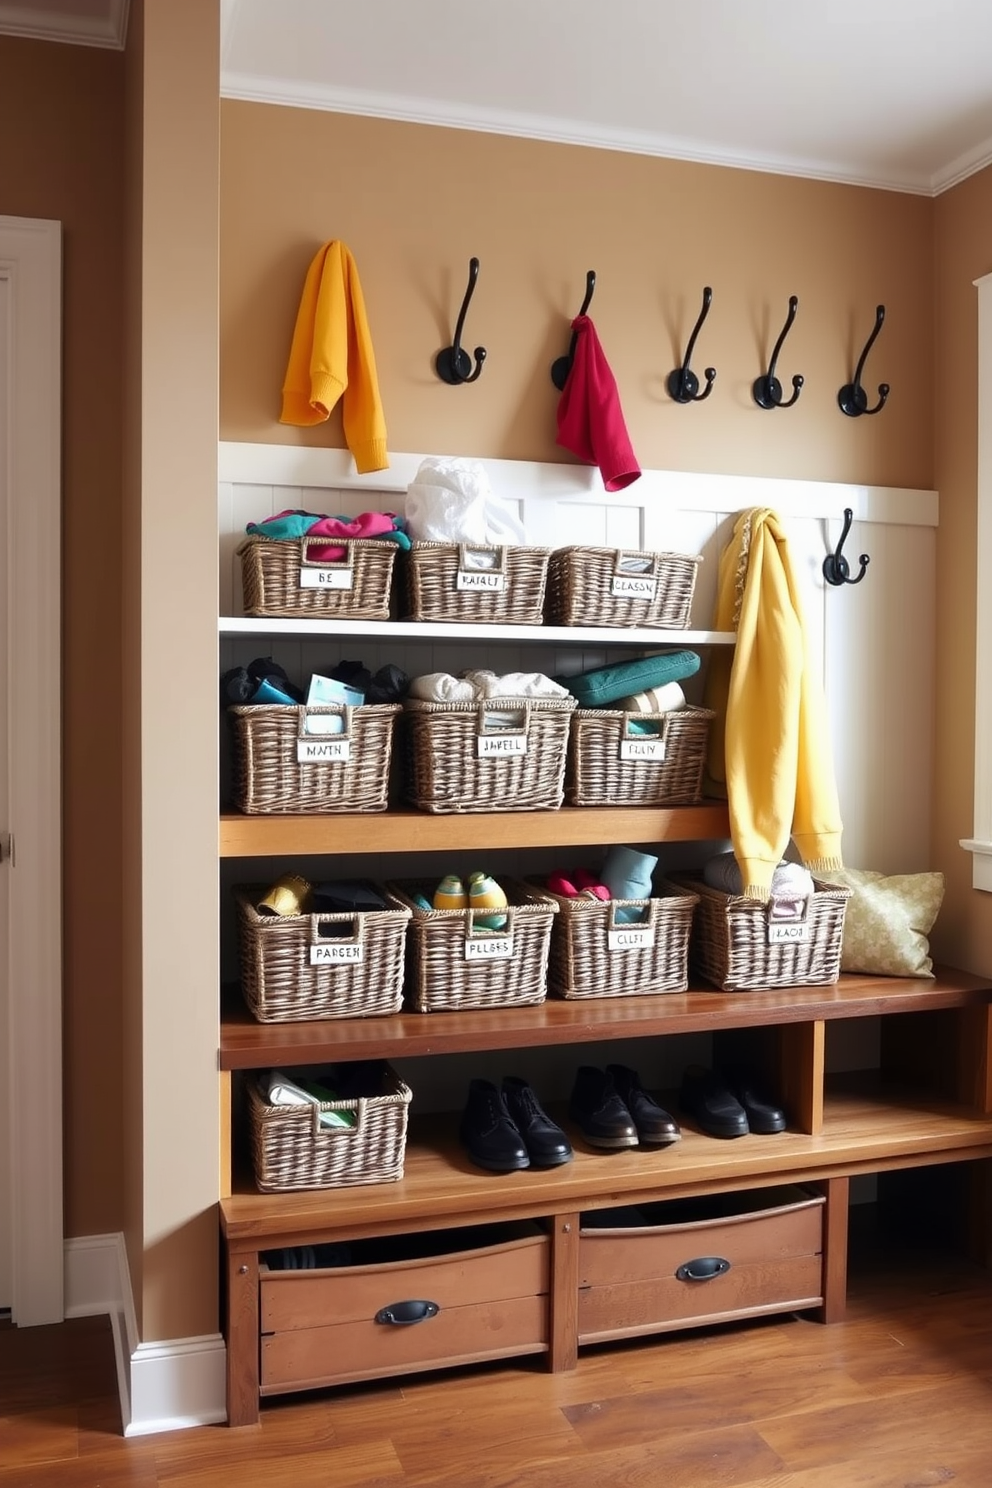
[560,650,700,708]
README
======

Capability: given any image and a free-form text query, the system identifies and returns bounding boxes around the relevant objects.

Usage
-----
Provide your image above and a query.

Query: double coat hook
[551,269,596,390]
[823,508,870,586]
[838,305,889,417]
[753,295,804,409]
[667,286,716,403]
[435,257,487,384]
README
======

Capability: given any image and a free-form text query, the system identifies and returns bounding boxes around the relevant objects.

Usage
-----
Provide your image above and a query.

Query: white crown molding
[0,0,129,50]
[220,72,934,198]
[932,135,992,196]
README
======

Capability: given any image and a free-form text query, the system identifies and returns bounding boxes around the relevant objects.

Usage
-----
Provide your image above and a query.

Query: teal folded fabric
[560,650,700,707]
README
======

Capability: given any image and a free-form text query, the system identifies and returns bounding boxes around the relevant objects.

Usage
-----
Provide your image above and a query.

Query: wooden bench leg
[549,1212,579,1372]
[225,1246,260,1426]
[817,1175,849,1323]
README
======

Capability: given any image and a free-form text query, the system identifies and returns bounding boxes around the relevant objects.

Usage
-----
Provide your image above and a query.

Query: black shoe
[459,1079,530,1172]
[502,1077,573,1167]
[568,1066,638,1149]
[724,1067,787,1134]
[606,1064,681,1146]
[679,1065,749,1139]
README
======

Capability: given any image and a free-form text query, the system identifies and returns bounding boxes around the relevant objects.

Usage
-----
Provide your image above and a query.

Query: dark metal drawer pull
[676,1256,731,1282]
[375,1299,440,1326]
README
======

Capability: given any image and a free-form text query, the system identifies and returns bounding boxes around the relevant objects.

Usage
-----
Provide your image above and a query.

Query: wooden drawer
[578,1186,824,1345]
[260,1222,549,1393]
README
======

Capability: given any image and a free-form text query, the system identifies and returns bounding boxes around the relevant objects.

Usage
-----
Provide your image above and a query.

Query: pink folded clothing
[246,508,410,562]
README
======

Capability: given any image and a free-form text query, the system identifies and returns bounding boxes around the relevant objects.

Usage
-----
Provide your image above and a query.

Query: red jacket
[556,315,641,491]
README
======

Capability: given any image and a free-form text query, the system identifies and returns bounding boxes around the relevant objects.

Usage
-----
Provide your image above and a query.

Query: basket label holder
[619,713,669,763]
[605,899,656,951]
[610,550,659,600]
[296,706,353,763]
[456,543,508,592]
[476,701,529,758]
[464,906,515,960]
[298,533,356,590]
[766,894,812,945]
[309,911,365,965]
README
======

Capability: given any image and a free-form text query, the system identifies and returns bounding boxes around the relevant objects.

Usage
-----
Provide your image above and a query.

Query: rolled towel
[615,682,686,714]
[601,845,658,923]
[408,672,477,703]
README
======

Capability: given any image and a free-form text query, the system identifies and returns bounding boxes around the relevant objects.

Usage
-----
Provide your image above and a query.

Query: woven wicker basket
[236,533,397,619]
[565,705,715,807]
[228,703,400,814]
[247,1064,411,1191]
[663,872,852,991]
[388,879,558,1012]
[402,696,576,813]
[234,885,412,1022]
[538,883,699,1000]
[546,546,702,629]
[401,541,551,625]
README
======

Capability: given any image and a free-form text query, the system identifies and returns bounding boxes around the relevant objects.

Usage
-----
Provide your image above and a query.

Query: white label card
[457,569,506,591]
[611,574,657,599]
[620,738,666,762]
[464,936,514,960]
[297,738,351,763]
[477,734,527,757]
[310,942,364,964]
[767,922,811,945]
[607,928,656,951]
[299,567,354,589]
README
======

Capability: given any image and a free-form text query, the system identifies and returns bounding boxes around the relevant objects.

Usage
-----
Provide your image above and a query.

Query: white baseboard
[64,1233,227,1434]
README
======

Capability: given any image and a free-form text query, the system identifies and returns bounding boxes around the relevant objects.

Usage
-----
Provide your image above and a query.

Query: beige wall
[0,35,126,1239]
[221,104,933,489]
[932,164,992,974]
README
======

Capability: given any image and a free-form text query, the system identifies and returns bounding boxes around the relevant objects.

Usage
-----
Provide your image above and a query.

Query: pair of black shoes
[569,1065,681,1150]
[679,1065,787,1139]
[459,1077,573,1172]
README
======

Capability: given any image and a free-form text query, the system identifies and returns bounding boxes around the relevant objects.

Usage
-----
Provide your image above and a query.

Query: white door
[0,216,63,1324]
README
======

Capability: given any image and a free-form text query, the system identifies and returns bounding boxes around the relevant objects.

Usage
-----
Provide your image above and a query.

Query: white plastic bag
[404,456,526,545]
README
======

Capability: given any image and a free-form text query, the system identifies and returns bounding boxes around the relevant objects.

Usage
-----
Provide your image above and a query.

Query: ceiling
[7,0,992,195]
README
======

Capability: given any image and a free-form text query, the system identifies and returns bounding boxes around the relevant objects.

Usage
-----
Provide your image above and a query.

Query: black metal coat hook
[435,257,486,384]
[667,286,716,403]
[551,269,596,390]
[823,508,870,586]
[838,304,889,417]
[753,295,804,409]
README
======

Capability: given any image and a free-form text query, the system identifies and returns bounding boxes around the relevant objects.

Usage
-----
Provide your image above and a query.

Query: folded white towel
[462,669,570,700]
[408,673,477,703]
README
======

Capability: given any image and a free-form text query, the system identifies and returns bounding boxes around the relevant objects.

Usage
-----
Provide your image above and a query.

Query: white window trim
[961,272,992,888]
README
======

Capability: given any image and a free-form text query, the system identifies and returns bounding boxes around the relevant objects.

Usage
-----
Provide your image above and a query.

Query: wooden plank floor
[3,1226,992,1487]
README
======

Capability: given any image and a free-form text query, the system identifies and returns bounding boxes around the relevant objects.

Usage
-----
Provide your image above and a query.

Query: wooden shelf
[220,1076,992,1246]
[219,616,736,647]
[219,802,731,857]
[219,968,992,1070]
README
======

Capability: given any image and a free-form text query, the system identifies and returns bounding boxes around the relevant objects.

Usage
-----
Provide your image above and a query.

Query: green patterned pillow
[818,868,944,977]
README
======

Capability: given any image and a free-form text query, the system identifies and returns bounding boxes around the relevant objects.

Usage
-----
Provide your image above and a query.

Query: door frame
[0,215,63,1325]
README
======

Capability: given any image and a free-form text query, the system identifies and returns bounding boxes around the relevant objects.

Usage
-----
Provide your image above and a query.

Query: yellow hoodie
[704,507,843,899]
[280,241,389,475]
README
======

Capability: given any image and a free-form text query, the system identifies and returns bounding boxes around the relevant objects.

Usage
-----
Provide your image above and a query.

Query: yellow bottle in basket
[468,870,508,931]
[433,874,467,911]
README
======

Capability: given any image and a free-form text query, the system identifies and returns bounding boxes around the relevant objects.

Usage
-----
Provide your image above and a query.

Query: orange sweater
[280,241,388,474]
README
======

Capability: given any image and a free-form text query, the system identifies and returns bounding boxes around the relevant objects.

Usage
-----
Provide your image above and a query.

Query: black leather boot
[606,1064,681,1145]
[568,1066,638,1149]
[679,1065,749,1138]
[459,1079,530,1171]
[502,1076,573,1167]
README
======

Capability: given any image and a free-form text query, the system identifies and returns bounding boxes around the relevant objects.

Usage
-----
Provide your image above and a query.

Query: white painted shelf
[218,616,734,646]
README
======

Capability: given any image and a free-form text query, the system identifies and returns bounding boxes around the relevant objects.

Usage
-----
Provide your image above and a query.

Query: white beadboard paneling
[219,442,938,871]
